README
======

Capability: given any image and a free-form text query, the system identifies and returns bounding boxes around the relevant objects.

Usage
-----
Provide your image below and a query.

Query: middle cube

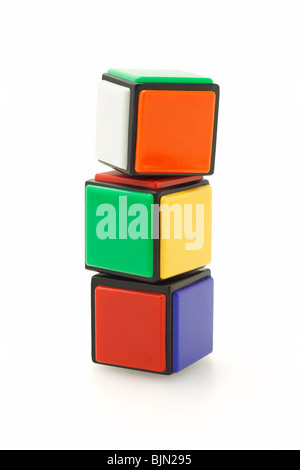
[86,171,212,282]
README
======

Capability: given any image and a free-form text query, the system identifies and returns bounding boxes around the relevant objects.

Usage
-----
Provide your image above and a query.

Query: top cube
[96,69,220,176]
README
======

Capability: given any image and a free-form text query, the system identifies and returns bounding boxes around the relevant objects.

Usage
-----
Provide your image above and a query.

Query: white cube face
[95,81,130,170]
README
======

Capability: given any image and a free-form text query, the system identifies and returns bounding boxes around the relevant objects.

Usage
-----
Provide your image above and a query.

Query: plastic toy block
[91,269,214,374]
[85,175,212,282]
[95,70,220,177]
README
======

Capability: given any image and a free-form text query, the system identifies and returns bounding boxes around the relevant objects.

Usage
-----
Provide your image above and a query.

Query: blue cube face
[173,277,214,373]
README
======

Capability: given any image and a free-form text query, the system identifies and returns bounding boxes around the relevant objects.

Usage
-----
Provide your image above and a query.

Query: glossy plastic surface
[135,90,216,174]
[173,277,214,372]
[95,286,167,372]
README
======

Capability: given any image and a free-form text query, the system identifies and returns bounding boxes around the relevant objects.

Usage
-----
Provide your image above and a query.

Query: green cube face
[86,184,154,278]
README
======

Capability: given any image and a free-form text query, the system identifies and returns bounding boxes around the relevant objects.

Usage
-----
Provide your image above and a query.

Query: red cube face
[94,286,167,372]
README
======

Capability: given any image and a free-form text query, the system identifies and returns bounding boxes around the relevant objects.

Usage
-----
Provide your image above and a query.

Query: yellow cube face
[160,185,212,279]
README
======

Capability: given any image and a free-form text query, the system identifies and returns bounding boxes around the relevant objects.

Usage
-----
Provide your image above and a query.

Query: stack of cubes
[85,69,220,375]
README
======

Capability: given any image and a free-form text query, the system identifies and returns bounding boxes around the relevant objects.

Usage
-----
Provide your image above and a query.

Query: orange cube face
[135,90,216,174]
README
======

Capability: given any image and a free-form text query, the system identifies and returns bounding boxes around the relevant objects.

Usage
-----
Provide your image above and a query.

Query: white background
[0,0,300,451]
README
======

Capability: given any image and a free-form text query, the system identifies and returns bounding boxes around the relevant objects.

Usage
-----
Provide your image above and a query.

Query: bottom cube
[91,270,214,375]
